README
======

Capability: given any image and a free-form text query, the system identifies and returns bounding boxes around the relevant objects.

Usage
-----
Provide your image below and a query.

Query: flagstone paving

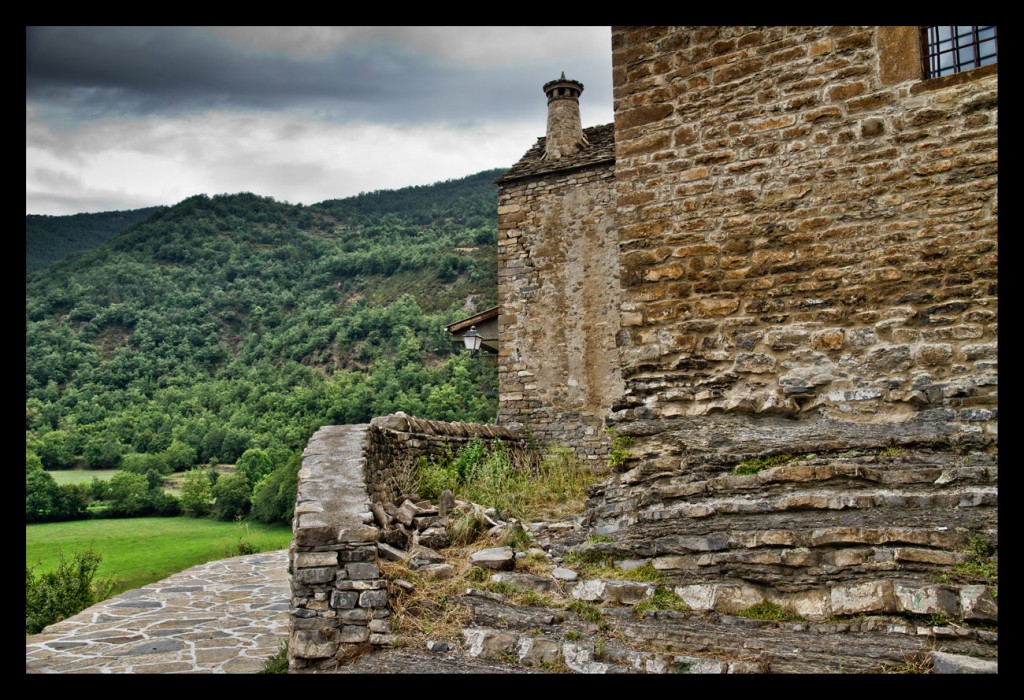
[26,549,290,674]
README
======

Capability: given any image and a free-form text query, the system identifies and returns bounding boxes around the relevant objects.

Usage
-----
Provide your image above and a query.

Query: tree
[163,439,197,472]
[38,430,77,469]
[83,433,122,469]
[26,457,60,522]
[212,472,250,521]
[105,471,150,516]
[121,452,170,476]
[235,448,273,488]
[53,483,90,521]
[179,468,215,517]
[250,451,301,524]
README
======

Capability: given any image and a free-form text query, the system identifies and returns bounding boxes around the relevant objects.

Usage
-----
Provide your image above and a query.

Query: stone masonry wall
[585,26,998,617]
[289,416,525,670]
[609,26,997,446]
[497,151,624,463]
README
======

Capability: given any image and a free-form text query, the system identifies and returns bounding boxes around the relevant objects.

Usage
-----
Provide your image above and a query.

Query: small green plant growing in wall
[732,454,799,476]
[606,430,634,469]
[736,601,803,622]
[635,586,690,617]
[566,599,602,623]
[952,532,998,580]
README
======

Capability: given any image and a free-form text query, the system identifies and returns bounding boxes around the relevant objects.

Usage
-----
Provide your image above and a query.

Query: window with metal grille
[922,26,997,78]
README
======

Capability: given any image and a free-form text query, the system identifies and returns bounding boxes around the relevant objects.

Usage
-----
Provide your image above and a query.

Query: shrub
[212,472,251,521]
[179,468,215,517]
[26,548,111,634]
[606,430,634,469]
[415,440,601,522]
[416,456,459,502]
[260,642,289,674]
[105,471,151,516]
[566,599,602,623]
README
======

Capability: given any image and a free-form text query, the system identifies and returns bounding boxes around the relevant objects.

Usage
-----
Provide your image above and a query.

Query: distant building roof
[445,306,499,334]
[496,123,615,184]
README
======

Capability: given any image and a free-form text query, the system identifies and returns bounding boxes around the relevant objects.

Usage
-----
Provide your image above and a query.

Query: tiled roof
[496,123,615,183]
[445,306,500,334]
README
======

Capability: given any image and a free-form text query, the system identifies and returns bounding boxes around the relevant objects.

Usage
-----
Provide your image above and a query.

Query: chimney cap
[543,72,584,96]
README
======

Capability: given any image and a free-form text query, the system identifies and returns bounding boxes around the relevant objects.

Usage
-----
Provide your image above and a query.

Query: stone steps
[458,592,997,674]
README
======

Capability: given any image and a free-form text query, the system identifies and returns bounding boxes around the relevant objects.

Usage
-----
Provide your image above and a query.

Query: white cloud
[27,110,542,214]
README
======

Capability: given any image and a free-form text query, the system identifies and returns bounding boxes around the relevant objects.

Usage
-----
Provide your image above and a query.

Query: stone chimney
[543,72,588,160]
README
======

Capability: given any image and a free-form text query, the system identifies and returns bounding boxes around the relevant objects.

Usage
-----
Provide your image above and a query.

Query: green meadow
[45,468,119,485]
[26,517,292,596]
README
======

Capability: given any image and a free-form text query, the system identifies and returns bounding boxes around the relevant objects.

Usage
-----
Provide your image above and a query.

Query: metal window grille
[922,26,997,78]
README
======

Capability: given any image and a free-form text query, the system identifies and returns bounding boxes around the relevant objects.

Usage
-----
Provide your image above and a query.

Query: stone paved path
[26,549,290,674]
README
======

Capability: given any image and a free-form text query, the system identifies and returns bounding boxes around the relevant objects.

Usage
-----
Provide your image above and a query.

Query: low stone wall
[365,412,527,508]
[289,414,525,671]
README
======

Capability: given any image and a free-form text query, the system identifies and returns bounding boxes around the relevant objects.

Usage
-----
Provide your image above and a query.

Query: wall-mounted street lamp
[462,325,482,353]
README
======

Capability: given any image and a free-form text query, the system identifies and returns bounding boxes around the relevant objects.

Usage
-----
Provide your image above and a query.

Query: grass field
[44,466,234,497]
[26,517,292,597]
[46,468,119,485]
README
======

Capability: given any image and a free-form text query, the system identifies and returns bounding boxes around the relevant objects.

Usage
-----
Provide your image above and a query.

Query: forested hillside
[26,169,504,479]
[26,207,168,274]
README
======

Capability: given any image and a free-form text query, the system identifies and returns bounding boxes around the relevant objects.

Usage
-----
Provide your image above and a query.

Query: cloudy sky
[26,26,614,216]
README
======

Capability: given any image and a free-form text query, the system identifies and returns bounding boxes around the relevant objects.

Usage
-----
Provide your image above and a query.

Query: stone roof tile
[497,123,615,183]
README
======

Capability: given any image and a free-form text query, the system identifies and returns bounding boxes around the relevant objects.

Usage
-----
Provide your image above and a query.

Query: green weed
[952,533,998,580]
[733,454,800,476]
[736,601,803,622]
[567,599,602,623]
[415,440,600,521]
[482,581,517,597]
[518,590,561,608]
[606,430,634,469]
[259,642,289,674]
[635,586,690,617]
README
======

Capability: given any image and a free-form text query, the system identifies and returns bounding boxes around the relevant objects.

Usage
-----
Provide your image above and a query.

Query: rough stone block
[572,579,654,606]
[339,625,370,643]
[337,526,379,543]
[959,585,998,622]
[469,546,516,571]
[338,608,372,622]
[517,637,562,665]
[289,628,339,660]
[345,562,381,580]
[359,589,388,608]
[294,526,336,548]
[830,580,895,616]
[293,567,337,585]
[368,618,393,634]
[463,628,519,659]
[931,651,998,674]
[330,590,359,610]
[294,551,338,569]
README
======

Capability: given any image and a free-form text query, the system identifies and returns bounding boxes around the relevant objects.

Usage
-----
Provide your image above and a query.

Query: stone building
[496,74,624,461]
[500,27,997,618]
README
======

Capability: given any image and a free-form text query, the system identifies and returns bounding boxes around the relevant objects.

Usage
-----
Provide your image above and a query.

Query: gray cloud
[25,26,613,215]
[26,27,611,126]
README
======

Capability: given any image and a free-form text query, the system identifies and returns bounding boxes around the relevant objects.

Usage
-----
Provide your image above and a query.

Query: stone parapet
[289,416,527,670]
